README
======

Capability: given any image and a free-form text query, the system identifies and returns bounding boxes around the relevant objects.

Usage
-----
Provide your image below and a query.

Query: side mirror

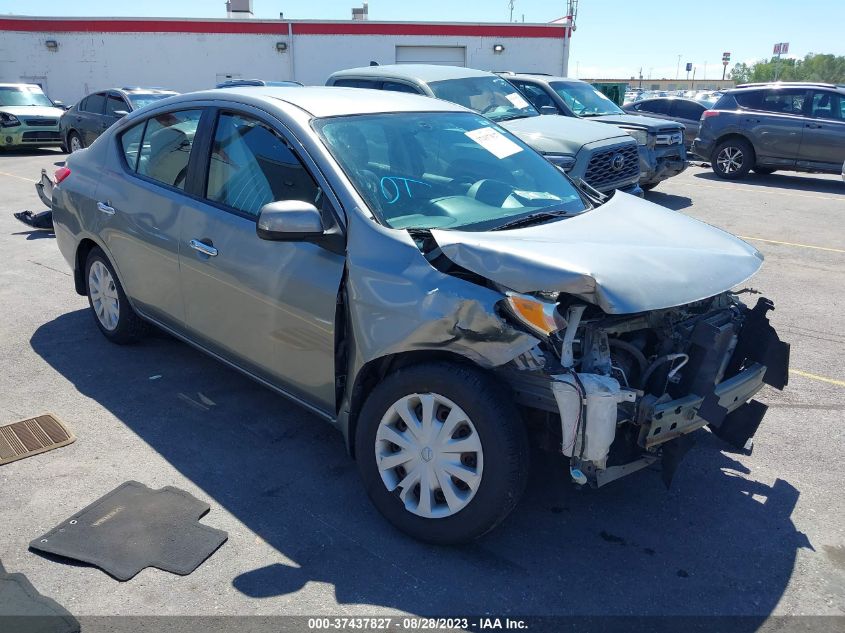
[113,110,129,117]
[257,200,324,241]
[539,105,558,115]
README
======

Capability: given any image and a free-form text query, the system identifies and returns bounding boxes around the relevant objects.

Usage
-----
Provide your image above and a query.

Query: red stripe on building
[0,18,567,38]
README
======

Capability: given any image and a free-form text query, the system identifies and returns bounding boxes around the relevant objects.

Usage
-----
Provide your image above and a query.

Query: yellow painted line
[738,236,845,254]
[0,169,32,183]
[789,369,845,388]
[691,181,843,202]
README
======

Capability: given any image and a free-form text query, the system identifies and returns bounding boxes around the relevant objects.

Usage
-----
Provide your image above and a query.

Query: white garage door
[395,46,466,66]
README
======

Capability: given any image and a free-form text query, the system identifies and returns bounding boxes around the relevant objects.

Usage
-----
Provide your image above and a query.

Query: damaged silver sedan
[51,87,789,544]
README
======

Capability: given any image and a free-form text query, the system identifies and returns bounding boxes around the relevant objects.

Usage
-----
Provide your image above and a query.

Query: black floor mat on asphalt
[29,481,228,581]
[0,560,79,633]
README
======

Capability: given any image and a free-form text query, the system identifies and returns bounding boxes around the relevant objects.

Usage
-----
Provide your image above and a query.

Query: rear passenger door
[96,108,205,329]
[797,90,845,169]
[740,88,808,167]
[177,108,345,412]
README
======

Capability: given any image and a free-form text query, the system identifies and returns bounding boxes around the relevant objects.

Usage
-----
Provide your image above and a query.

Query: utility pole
[638,67,643,89]
[509,0,515,22]
[691,67,696,90]
[676,54,681,80]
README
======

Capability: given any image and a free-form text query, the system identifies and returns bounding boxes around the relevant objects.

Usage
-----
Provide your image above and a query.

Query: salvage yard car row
[47,84,791,543]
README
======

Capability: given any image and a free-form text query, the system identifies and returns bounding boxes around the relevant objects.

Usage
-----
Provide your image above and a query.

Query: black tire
[84,247,147,344]
[641,182,659,191]
[711,137,753,180]
[355,361,529,544]
[753,167,777,175]
[67,131,84,153]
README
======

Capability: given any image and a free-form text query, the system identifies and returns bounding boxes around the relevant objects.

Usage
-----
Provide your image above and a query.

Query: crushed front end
[498,291,790,488]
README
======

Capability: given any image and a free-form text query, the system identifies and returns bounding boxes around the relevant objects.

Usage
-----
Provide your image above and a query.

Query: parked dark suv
[694,82,845,180]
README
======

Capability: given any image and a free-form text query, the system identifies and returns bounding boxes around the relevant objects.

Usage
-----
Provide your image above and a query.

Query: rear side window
[120,121,145,172]
[136,110,202,189]
[638,99,669,114]
[382,81,420,94]
[758,89,807,115]
[81,93,106,114]
[205,113,320,218]
[332,78,380,89]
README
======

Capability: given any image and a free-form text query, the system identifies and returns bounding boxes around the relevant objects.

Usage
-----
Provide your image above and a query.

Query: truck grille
[22,131,61,141]
[584,143,640,191]
[24,119,58,127]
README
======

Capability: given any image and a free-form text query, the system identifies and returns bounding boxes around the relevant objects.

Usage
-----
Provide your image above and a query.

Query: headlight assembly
[502,291,565,337]
[0,113,21,128]
[623,128,649,146]
[544,153,577,172]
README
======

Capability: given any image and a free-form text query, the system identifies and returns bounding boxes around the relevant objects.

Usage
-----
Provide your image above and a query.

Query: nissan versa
[51,87,789,543]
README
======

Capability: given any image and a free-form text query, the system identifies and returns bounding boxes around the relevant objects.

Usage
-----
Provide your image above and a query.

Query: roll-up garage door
[395,46,466,66]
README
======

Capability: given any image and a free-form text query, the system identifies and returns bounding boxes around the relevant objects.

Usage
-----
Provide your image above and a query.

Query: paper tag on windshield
[505,92,530,109]
[465,127,523,159]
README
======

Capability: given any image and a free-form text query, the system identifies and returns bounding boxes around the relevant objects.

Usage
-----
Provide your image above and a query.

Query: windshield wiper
[492,210,573,231]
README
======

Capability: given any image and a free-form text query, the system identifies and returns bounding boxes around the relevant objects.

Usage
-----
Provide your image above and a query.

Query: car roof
[730,82,845,94]
[162,86,467,118]
[498,73,583,84]
[330,64,496,84]
[0,83,44,89]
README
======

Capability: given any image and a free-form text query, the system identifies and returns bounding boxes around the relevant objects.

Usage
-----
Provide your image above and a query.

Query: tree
[731,53,845,84]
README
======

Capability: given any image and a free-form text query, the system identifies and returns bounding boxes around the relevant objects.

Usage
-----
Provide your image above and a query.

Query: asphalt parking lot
[1,150,843,624]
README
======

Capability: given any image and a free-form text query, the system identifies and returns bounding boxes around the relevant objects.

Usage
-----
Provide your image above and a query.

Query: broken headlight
[502,291,565,337]
[544,153,577,172]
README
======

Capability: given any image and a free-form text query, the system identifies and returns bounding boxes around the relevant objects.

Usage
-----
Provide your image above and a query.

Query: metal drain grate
[0,414,75,466]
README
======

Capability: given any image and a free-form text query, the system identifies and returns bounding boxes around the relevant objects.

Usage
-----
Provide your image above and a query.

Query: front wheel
[355,362,529,544]
[712,138,753,180]
[85,247,146,344]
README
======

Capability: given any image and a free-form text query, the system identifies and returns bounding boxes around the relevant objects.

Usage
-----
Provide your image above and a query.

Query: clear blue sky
[2,1,843,79]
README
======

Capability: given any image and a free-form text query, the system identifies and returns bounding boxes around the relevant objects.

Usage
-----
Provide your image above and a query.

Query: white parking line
[739,236,845,254]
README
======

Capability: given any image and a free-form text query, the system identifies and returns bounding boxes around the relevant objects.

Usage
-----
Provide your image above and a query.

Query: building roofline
[0,15,570,38]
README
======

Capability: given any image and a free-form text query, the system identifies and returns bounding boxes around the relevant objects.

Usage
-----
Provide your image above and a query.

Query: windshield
[0,86,54,107]
[127,93,174,110]
[428,76,538,123]
[550,82,624,117]
[315,112,586,231]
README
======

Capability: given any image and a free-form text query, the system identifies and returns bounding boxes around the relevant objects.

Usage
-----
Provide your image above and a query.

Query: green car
[0,83,65,150]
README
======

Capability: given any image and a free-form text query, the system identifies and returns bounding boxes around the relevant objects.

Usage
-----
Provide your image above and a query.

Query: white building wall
[0,26,569,104]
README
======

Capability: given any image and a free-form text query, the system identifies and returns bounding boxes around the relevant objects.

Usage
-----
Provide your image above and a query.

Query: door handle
[806,123,823,129]
[96,201,115,215]
[189,239,218,257]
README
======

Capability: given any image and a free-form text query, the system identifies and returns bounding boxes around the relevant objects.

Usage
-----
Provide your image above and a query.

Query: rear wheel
[712,138,753,180]
[355,362,529,544]
[68,131,83,153]
[85,247,146,344]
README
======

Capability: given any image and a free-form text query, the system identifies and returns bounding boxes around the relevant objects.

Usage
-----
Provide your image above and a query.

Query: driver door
[178,108,345,412]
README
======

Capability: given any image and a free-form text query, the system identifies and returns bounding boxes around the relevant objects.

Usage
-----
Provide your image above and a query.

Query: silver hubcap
[88,260,120,331]
[70,135,82,152]
[375,392,483,519]
[717,146,744,173]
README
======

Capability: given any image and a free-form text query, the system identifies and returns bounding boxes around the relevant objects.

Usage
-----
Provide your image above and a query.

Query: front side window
[315,112,586,231]
[428,76,538,123]
[810,92,843,120]
[382,82,420,94]
[511,82,557,111]
[0,86,54,107]
[137,110,201,189]
[206,113,320,218]
[106,94,127,117]
[549,81,624,117]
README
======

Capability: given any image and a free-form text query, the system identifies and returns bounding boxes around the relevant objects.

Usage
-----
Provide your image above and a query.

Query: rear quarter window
[119,121,145,172]
[332,78,380,89]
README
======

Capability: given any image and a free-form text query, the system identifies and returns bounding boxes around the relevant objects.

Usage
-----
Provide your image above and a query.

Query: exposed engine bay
[498,291,790,488]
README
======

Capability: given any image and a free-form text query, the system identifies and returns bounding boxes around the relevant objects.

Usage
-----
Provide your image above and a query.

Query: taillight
[701,110,720,121]
[54,167,71,184]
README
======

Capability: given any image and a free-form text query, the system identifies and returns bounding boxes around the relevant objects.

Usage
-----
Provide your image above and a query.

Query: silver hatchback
[52,87,788,543]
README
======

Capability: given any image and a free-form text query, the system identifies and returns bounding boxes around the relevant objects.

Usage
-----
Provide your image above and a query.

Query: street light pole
[676,54,681,80]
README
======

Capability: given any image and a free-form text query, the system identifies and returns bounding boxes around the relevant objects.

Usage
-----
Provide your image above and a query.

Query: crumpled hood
[588,113,684,131]
[0,105,65,119]
[430,193,764,314]
[500,114,630,155]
